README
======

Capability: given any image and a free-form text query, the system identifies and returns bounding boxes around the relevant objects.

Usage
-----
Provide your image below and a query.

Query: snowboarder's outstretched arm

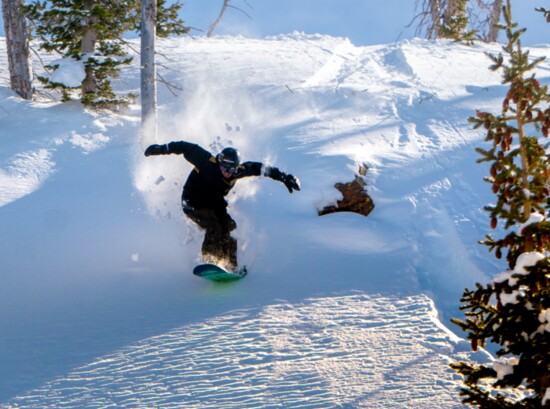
[145,142,300,193]
[264,166,301,193]
[144,141,212,166]
[144,143,169,156]
[234,162,300,193]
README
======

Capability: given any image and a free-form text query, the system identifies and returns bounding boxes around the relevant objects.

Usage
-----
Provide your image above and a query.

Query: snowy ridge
[4,294,486,409]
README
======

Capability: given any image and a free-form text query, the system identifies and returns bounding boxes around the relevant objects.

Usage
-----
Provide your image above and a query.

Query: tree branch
[227,4,252,20]
[156,72,183,97]
[207,0,253,37]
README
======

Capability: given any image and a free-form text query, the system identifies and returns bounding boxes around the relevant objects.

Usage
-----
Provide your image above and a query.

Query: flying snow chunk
[50,58,86,88]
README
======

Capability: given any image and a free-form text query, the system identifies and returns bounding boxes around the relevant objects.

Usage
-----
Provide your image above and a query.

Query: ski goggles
[219,162,238,175]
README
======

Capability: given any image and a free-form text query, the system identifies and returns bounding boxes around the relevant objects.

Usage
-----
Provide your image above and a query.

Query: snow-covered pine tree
[23,0,188,108]
[451,2,550,408]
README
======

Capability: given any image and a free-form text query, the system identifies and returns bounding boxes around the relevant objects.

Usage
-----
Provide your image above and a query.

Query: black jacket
[166,141,263,211]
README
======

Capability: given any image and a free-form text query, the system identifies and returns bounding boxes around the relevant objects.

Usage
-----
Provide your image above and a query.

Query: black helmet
[218,147,241,167]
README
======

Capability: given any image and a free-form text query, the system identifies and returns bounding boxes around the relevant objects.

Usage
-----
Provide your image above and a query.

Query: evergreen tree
[439,0,478,43]
[23,0,188,108]
[451,2,550,408]
[414,1,510,43]
[415,0,479,41]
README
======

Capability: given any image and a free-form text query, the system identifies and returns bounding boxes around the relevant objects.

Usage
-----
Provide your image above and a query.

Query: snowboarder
[144,141,301,273]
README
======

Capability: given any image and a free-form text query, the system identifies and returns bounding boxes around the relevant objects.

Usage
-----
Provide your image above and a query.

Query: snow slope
[7,294,485,409]
[1,34,549,407]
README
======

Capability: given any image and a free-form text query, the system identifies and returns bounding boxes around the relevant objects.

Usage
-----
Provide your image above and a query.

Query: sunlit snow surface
[1,34,549,408]
[6,294,486,409]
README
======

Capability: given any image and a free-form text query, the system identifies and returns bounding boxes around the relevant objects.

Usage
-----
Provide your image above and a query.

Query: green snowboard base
[193,263,248,282]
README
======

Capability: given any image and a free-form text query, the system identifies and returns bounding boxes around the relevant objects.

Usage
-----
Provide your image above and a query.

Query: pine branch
[451,2,550,407]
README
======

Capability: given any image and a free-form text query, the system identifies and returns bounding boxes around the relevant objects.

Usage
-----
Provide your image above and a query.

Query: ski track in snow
[3,294,484,409]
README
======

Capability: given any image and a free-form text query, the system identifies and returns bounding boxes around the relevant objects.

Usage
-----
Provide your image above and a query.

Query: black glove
[144,144,168,156]
[283,174,301,193]
[266,167,301,193]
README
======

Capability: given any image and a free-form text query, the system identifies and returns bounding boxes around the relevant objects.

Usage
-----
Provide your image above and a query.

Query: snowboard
[193,263,248,282]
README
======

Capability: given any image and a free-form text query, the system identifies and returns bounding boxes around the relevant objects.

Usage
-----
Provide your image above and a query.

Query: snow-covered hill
[1,34,549,408]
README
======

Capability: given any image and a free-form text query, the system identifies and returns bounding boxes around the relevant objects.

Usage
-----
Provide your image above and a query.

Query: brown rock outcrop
[318,165,375,217]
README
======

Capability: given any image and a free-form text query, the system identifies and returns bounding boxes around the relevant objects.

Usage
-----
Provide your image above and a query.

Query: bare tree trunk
[207,0,229,37]
[81,0,98,95]
[443,0,458,23]
[2,0,33,99]
[487,0,503,42]
[141,0,157,141]
[428,0,442,39]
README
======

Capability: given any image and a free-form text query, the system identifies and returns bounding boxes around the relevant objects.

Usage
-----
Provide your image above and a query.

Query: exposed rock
[318,164,375,217]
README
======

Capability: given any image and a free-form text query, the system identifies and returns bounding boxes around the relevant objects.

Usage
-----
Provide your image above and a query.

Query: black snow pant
[183,204,238,271]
